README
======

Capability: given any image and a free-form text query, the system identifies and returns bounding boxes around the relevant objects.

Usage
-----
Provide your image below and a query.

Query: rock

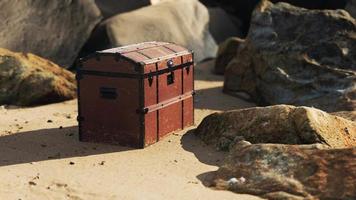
[346,0,356,18]
[95,0,171,19]
[224,1,356,112]
[211,143,356,200]
[0,0,102,67]
[200,0,348,35]
[332,111,356,121]
[95,0,150,19]
[208,8,242,44]
[100,0,217,63]
[0,48,76,106]
[195,105,356,150]
[214,37,244,75]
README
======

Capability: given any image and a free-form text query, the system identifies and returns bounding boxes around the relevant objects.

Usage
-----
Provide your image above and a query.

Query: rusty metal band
[76,61,193,80]
[101,42,168,55]
[137,91,195,114]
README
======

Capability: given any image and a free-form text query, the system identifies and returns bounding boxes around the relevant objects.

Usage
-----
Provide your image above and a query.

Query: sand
[0,60,260,200]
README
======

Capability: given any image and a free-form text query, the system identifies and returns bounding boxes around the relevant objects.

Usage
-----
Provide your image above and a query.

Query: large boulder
[346,0,356,18]
[0,0,102,68]
[0,48,76,106]
[195,105,356,150]
[211,143,356,200]
[224,1,356,112]
[94,0,153,19]
[214,37,244,75]
[97,0,217,62]
[332,111,356,121]
[199,0,348,35]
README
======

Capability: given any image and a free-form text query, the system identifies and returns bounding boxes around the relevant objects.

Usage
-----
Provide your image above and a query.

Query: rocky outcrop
[0,48,76,106]
[95,0,151,19]
[200,0,348,35]
[214,37,244,75]
[332,111,356,121]
[195,105,356,150]
[211,143,356,200]
[224,1,356,112]
[96,0,217,62]
[0,0,102,67]
[346,0,356,18]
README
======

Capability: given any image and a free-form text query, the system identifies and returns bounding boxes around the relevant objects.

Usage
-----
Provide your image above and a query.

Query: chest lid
[79,41,193,75]
[99,41,191,64]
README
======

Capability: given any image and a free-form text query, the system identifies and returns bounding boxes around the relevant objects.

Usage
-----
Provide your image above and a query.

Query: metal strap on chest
[136,90,195,114]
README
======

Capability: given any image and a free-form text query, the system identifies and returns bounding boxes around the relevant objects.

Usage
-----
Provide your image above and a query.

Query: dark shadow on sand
[194,59,225,82]
[180,129,227,185]
[180,129,227,166]
[194,86,254,111]
[0,126,132,167]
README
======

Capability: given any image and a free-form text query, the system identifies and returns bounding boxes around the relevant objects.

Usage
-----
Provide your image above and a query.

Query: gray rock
[102,0,217,62]
[200,0,348,36]
[332,110,356,121]
[214,37,244,75]
[0,48,76,106]
[195,105,356,150]
[95,0,151,19]
[0,0,102,68]
[208,7,242,44]
[224,1,356,112]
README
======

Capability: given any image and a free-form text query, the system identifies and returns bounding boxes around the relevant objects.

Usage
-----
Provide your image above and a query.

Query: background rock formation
[208,8,242,44]
[94,0,151,19]
[84,0,217,63]
[200,0,348,36]
[0,0,102,68]
[0,48,76,106]
[214,37,244,75]
[224,1,356,112]
[332,111,356,121]
[195,105,356,150]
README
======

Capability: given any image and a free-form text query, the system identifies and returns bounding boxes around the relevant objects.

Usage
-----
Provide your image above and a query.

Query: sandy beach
[0,60,260,200]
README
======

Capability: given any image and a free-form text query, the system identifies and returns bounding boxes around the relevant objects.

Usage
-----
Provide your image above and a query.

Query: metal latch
[148,71,154,86]
[167,72,175,85]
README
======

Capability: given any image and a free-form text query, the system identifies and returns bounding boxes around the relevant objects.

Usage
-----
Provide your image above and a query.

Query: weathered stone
[101,0,217,62]
[211,143,356,200]
[214,37,244,75]
[195,105,356,150]
[346,0,356,18]
[94,0,150,19]
[95,0,171,19]
[0,0,102,67]
[224,1,356,112]
[200,0,348,35]
[332,111,356,121]
[208,8,242,44]
[0,48,76,106]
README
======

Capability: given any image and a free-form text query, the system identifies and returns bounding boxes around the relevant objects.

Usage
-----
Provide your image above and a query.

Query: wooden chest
[76,42,194,148]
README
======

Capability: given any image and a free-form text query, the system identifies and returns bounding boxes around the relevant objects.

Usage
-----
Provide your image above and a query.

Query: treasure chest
[76,41,194,148]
